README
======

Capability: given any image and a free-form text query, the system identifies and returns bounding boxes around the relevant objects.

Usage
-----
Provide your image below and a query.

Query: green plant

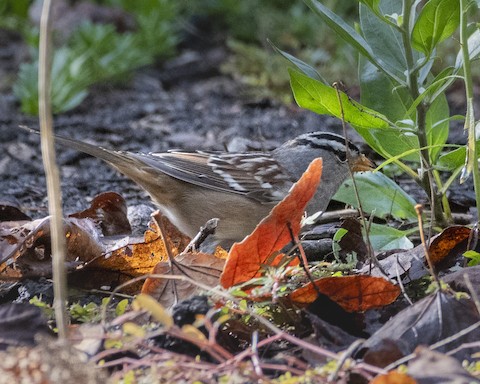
[0,0,30,33]
[69,298,129,322]
[464,250,480,266]
[279,0,479,228]
[13,0,180,115]
[186,0,358,100]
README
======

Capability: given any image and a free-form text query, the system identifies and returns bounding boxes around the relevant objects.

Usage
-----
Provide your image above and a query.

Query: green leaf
[334,172,417,220]
[437,146,466,171]
[359,56,413,123]
[463,250,480,266]
[411,0,460,54]
[289,69,390,129]
[115,299,129,316]
[437,140,480,171]
[426,93,449,162]
[269,40,326,83]
[359,0,408,81]
[304,0,403,84]
[455,28,480,69]
[359,0,381,12]
[366,223,414,251]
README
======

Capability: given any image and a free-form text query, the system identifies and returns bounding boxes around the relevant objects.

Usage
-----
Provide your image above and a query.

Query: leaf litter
[1,162,479,382]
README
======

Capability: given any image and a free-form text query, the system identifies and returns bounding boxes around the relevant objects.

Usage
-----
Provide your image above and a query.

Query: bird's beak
[350,154,375,172]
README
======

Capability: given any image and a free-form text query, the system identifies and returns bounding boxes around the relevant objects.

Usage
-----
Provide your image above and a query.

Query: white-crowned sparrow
[26,129,373,247]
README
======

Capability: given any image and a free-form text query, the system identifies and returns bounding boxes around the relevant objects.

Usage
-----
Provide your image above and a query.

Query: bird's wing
[132,151,293,203]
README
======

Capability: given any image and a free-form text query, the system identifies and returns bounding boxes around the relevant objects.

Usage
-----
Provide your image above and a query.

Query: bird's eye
[335,150,348,162]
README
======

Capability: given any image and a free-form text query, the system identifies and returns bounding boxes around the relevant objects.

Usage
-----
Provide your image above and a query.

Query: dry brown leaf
[0,200,31,222]
[290,275,400,312]
[78,215,188,293]
[361,291,480,365]
[428,226,471,265]
[69,191,131,236]
[220,158,323,288]
[142,252,225,309]
[0,217,104,279]
[338,217,368,261]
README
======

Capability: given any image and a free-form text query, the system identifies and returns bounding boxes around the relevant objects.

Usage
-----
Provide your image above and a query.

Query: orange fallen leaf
[220,158,323,288]
[80,214,191,293]
[0,194,195,294]
[290,275,400,312]
[370,371,417,384]
[428,226,471,265]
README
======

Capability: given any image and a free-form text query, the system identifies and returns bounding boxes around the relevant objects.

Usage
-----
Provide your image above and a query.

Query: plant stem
[401,0,446,226]
[38,0,68,338]
[460,0,480,215]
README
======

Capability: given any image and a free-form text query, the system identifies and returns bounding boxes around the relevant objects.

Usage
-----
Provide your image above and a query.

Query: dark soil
[0,27,476,254]
[1,37,352,225]
[0,20,479,384]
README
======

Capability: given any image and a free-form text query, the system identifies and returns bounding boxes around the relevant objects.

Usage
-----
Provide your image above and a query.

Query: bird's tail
[21,126,139,170]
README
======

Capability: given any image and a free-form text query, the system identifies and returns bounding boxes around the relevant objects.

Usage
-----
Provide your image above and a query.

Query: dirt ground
[0,28,476,235]
[0,38,348,226]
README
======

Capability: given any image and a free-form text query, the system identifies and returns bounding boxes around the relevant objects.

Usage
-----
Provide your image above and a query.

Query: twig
[328,339,365,382]
[415,204,441,287]
[101,272,386,376]
[184,218,219,253]
[38,0,68,338]
[151,211,175,263]
[395,255,413,306]
[250,331,263,377]
[287,222,316,286]
[151,210,180,305]
[333,82,388,278]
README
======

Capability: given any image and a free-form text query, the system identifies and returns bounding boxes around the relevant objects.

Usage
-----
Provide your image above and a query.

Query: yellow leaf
[132,293,174,329]
[181,324,206,341]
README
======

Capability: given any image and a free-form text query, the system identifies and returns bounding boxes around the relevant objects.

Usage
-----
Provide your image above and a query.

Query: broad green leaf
[412,0,460,54]
[269,41,326,83]
[423,67,456,105]
[334,172,417,220]
[357,57,419,160]
[366,223,414,251]
[355,125,421,162]
[425,93,449,162]
[359,57,413,122]
[437,146,466,171]
[289,69,390,129]
[464,250,480,267]
[359,0,381,13]
[304,0,403,84]
[359,0,407,82]
[455,28,480,69]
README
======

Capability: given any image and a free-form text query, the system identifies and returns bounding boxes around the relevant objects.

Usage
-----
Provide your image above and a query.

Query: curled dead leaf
[428,226,471,265]
[290,275,400,312]
[69,191,131,236]
[220,158,323,288]
[0,217,104,279]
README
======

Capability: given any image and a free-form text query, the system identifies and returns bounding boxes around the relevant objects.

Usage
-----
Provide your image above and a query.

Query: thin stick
[333,83,387,277]
[38,0,68,338]
[415,204,441,287]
